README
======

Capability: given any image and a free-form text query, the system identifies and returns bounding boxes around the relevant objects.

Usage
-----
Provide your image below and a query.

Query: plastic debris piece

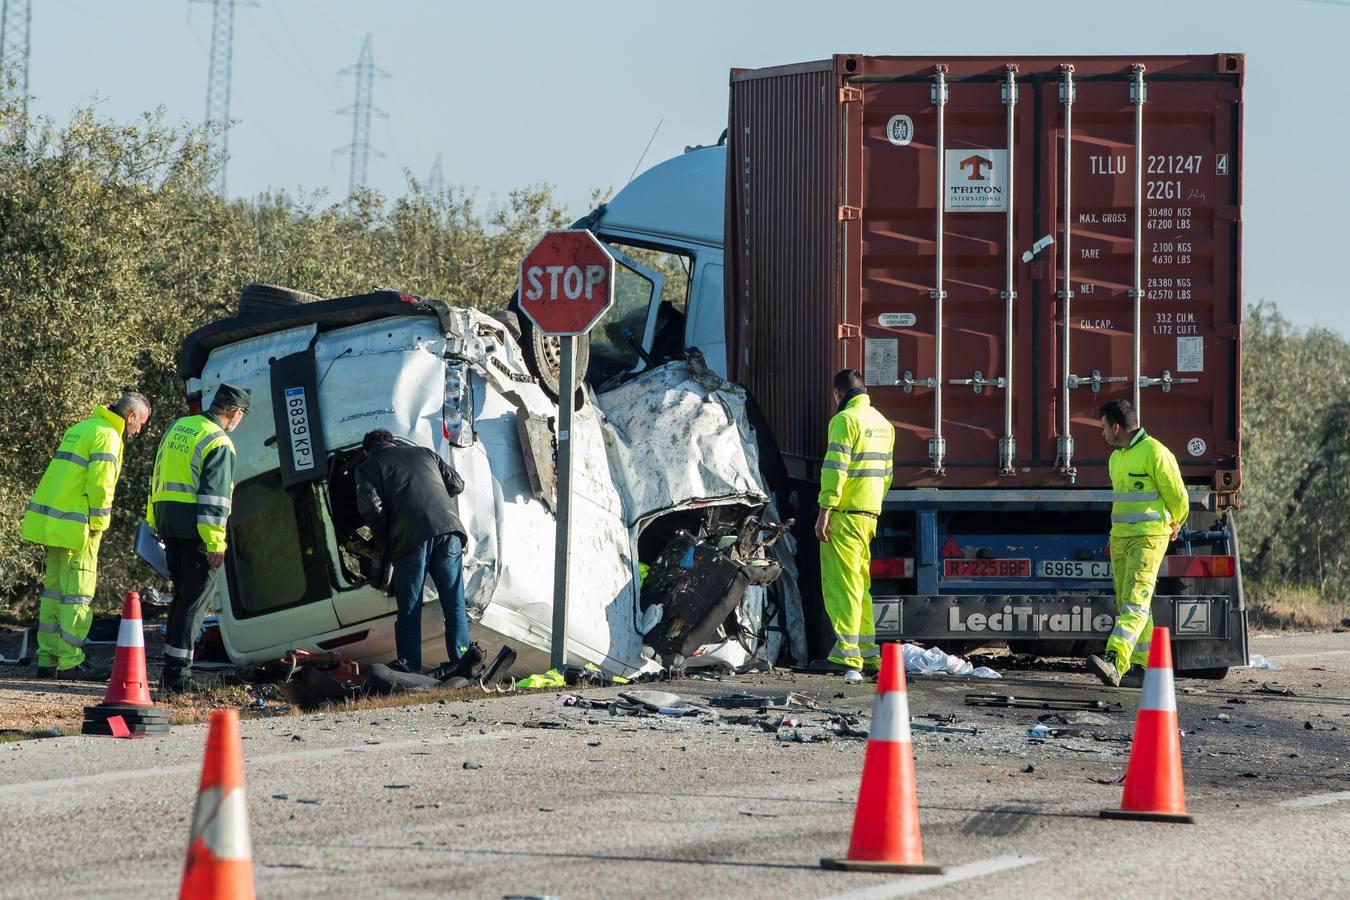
[1245,654,1280,671]
[901,643,1001,678]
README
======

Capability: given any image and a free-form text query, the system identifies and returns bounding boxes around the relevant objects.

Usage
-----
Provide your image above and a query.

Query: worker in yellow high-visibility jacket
[21,392,152,680]
[1087,398,1188,688]
[815,369,894,684]
[147,383,249,694]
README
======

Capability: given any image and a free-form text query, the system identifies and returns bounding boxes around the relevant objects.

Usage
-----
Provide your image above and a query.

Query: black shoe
[807,659,852,674]
[1086,653,1122,688]
[159,676,202,695]
[386,659,420,675]
[1119,665,1147,689]
[57,661,110,683]
[429,643,485,682]
[34,665,56,680]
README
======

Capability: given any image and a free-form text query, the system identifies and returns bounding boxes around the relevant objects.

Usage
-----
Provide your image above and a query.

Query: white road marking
[1255,649,1350,661]
[816,855,1044,900]
[1278,791,1350,809]
[0,731,515,801]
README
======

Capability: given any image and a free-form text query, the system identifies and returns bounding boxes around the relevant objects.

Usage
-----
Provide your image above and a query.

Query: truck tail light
[871,557,914,578]
[1159,555,1236,579]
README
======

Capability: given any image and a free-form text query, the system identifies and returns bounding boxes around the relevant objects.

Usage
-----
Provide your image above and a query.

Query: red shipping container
[727,54,1242,498]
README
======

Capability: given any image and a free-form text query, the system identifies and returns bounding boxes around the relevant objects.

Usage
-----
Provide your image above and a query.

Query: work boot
[385,659,420,675]
[159,675,202,696]
[57,660,110,683]
[429,643,485,683]
[1119,665,1147,689]
[808,659,853,674]
[34,664,56,680]
[1085,653,1122,688]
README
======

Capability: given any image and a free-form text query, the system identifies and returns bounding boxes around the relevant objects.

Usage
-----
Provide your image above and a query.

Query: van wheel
[238,283,323,315]
[512,303,591,401]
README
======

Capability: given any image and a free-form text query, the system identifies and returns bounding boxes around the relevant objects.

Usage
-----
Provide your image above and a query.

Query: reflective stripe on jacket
[1108,429,1188,538]
[147,413,235,553]
[21,406,126,551]
[818,394,895,514]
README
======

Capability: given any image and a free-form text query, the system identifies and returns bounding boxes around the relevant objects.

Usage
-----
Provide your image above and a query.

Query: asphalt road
[1,631,1348,899]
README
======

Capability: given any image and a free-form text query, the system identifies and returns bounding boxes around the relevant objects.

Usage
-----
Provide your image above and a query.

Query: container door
[1040,67,1241,487]
[856,68,1035,484]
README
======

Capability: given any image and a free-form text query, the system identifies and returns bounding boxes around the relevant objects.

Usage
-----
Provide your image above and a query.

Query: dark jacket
[355,443,465,563]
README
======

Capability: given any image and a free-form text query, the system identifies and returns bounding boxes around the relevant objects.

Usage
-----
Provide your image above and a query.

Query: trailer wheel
[238,283,323,315]
[1181,666,1229,681]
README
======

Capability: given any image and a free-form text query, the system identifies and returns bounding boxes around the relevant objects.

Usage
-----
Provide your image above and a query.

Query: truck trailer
[591,53,1248,676]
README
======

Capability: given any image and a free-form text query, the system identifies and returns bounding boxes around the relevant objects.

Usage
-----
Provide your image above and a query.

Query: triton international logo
[946,149,1008,212]
[960,154,994,181]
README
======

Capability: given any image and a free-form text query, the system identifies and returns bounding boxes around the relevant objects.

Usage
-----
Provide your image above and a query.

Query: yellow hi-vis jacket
[818,393,895,514]
[147,413,236,553]
[1108,428,1189,538]
[21,406,126,550]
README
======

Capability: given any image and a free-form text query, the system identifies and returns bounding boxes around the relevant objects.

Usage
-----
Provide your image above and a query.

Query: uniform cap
[212,384,252,412]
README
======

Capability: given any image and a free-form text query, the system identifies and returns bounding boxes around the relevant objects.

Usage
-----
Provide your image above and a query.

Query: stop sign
[517,230,616,336]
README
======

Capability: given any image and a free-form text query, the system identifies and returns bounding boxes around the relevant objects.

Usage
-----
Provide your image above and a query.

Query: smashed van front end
[179,290,800,677]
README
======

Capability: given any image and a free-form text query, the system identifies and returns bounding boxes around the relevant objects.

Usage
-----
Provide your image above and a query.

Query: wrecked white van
[177,287,802,677]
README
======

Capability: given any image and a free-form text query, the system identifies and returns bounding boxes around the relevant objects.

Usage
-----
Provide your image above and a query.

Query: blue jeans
[391,532,468,671]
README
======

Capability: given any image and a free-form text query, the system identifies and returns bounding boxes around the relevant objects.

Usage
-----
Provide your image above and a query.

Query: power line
[335,33,388,198]
[0,0,31,117]
[193,0,256,195]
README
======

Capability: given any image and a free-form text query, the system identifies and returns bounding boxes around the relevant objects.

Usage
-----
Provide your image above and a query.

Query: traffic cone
[1101,627,1195,824]
[821,643,945,874]
[82,592,170,736]
[180,710,255,900]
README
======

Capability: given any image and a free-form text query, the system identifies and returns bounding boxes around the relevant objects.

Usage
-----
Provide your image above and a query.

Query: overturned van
[177,287,803,677]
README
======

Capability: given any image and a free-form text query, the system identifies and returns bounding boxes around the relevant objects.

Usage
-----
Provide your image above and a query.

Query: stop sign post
[517,230,615,669]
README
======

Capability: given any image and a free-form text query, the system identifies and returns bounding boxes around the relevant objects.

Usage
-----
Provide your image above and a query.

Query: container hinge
[1000,290,1019,300]
[1067,369,1129,393]
[1128,288,1146,299]
[929,290,948,300]
[948,371,1006,395]
[837,324,862,340]
[1056,289,1075,299]
[1139,370,1200,394]
[900,371,938,394]
[839,86,862,104]
[1130,64,1147,104]
[837,205,861,221]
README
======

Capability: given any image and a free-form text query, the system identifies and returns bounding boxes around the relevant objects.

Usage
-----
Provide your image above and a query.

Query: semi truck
[588,54,1248,677]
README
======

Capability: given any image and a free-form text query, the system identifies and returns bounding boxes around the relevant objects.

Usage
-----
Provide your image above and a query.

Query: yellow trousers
[820,511,879,672]
[1105,534,1167,676]
[36,532,102,670]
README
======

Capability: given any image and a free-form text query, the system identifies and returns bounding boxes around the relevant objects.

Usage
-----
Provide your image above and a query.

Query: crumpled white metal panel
[595,356,768,525]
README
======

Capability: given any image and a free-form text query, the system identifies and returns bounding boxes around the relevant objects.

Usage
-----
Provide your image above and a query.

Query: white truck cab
[587,143,728,379]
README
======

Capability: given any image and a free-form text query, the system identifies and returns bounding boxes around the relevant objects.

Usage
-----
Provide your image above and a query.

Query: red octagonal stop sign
[517,230,616,336]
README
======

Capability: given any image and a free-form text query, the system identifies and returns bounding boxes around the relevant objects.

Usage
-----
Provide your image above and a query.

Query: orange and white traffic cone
[82,592,170,736]
[180,710,255,900]
[821,643,945,874]
[1101,627,1195,824]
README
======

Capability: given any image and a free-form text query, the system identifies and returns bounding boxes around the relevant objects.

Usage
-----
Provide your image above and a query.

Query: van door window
[226,472,333,617]
[587,247,664,382]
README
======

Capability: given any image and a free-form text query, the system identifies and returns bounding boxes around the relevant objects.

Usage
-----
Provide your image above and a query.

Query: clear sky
[16,0,1349,336]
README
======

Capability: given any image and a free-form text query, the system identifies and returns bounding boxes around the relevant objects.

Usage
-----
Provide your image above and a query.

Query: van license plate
[284,386,315,472]
[943,559,1031,578]
[1037,560,1112,579]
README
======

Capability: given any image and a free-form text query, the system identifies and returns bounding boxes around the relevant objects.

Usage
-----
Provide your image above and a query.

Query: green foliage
[1239,301,1350,602]
[0,97,567,608]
